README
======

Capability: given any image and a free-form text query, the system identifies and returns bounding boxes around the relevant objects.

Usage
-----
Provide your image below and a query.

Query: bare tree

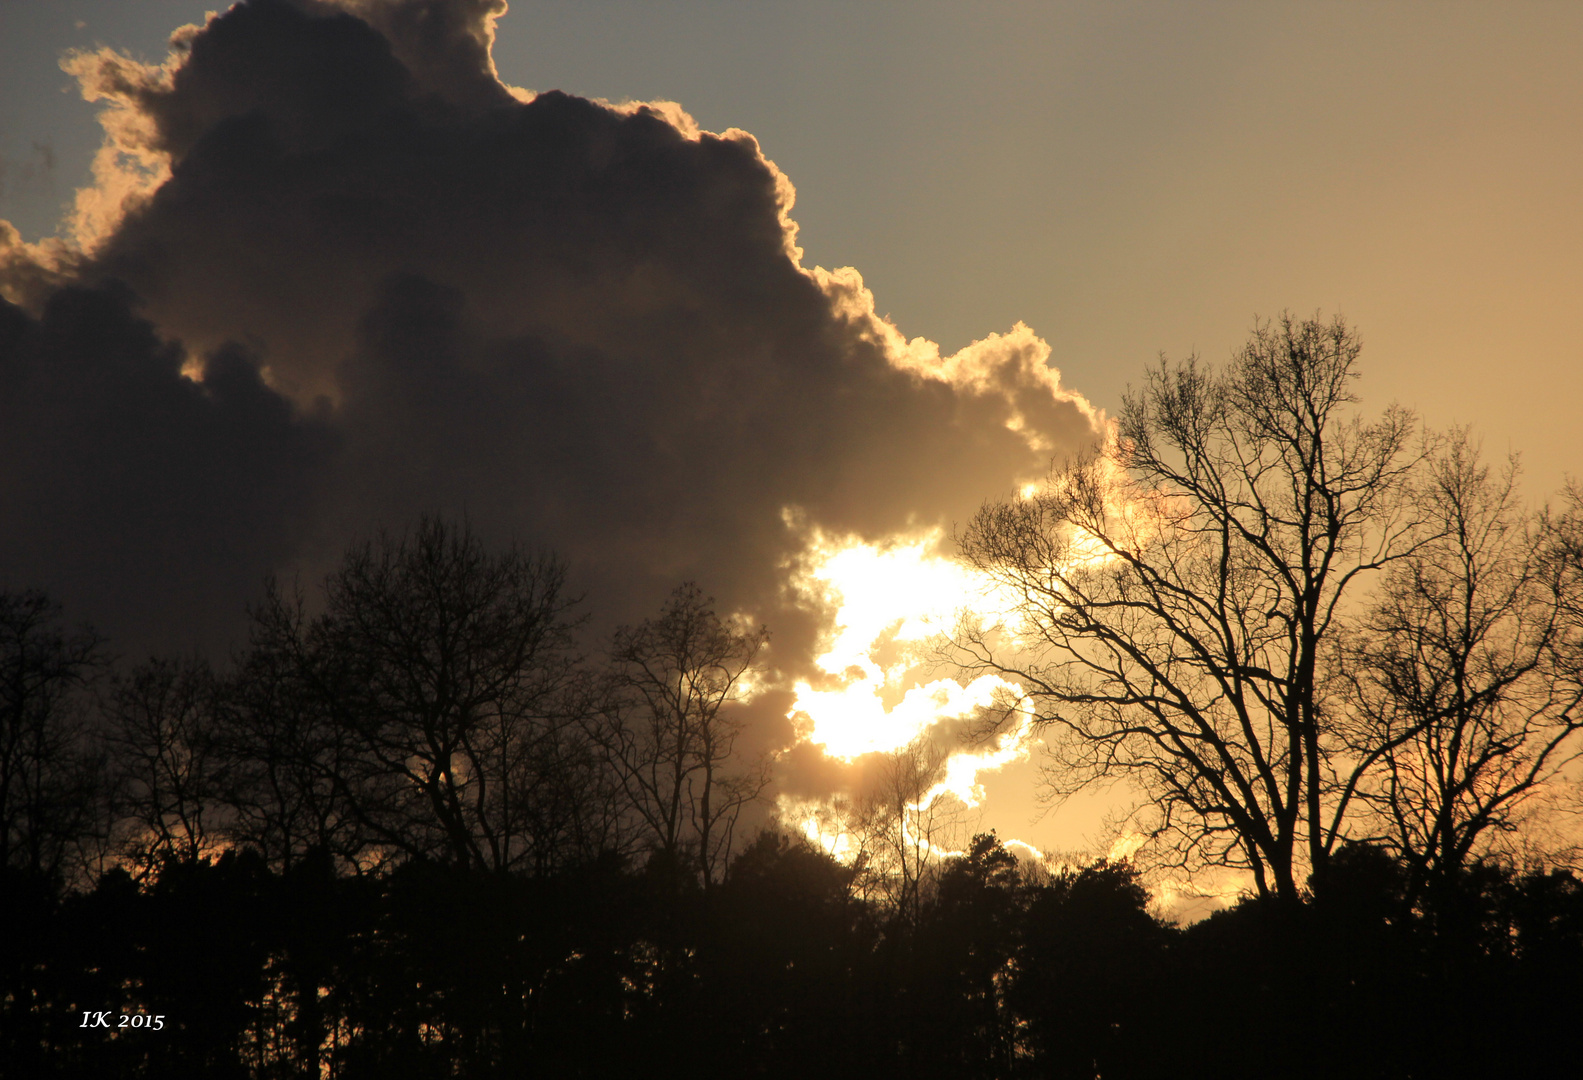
[214,581,371,873]
[594,582,769,887]
[106,655,227,875]
[792,737,963,922]
[287,517,601,873]
[860,737,959,926]
[1338,437,1583,910]
[0,589,109,886]
[956,314,1429,907]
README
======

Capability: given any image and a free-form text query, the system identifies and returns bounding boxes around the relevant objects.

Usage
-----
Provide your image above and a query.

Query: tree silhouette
[230,517,604,876]
[7,473,1583,1075]
[862,737,959,927]
[215,586,369,873]
[0,589,109,886]
[592,582,769,887]
[911,833,1024,1078]
[106,655,227,875]
[956,314,1431,906]
[321,517,599,873]
[1007,858,1169,1079]
[1339,436,1583,914]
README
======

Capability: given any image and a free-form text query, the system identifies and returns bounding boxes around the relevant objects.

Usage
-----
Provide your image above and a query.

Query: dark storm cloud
[0,0,1100,764]
[0,283,334,655]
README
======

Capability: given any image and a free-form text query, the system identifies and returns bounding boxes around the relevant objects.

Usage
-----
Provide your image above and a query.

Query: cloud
[0,282,335,656]
[0,0,1101,783]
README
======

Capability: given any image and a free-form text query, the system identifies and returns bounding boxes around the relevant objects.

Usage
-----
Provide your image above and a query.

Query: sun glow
[920,714,1037,808]
[783,517,1027,762]
[773,515,1050,866]
[770,475,1159,874]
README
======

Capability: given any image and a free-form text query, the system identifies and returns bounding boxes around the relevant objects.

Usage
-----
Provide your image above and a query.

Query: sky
[3,0,1581,871]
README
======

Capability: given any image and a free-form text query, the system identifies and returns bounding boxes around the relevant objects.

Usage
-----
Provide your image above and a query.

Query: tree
[212,583,363,873]
[956,314,1428,907]
[1006,858,1169,1078]
[594,582,769,887]
[106,655,227,875]
[861,737,960,926]
[914,832,1025,1078]
[0,589,109,886]
[795,737,964,924]
[1338,436,1583,913]
[280,517,601,873]
[690,830,878,1077]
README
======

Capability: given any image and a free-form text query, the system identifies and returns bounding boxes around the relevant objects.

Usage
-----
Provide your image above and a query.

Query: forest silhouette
[5,317,1583,1079]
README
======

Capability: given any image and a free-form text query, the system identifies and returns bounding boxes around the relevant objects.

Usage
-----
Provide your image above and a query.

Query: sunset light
[6,1,1582,1074]
[771,515,1046,863]
[783,518,1026,762]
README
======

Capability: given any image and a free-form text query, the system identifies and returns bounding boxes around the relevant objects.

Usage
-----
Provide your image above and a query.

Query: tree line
[2,518,773,892]
[5,312,1583,1077]
[6,818,1580,1078]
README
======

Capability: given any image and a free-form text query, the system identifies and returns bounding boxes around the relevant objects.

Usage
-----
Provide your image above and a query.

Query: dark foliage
[10,831,1582,1078]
